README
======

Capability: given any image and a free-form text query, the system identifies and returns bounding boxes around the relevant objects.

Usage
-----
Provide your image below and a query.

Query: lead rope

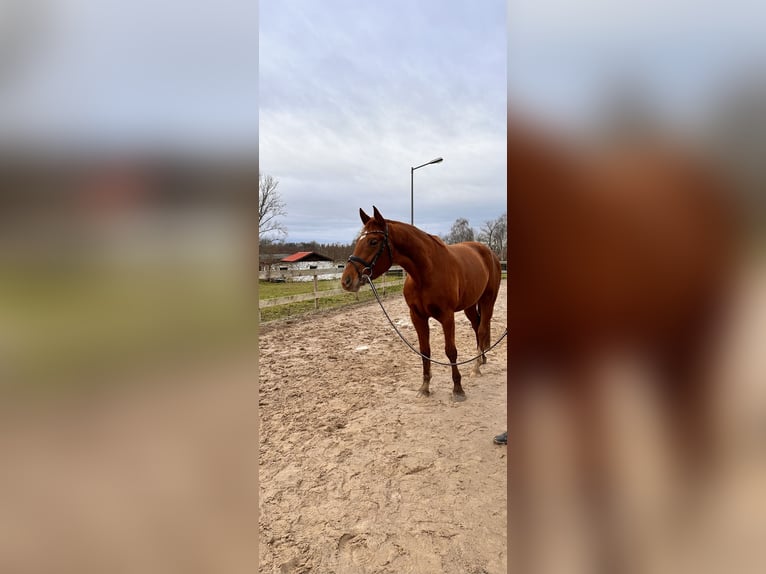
[362,274,508,367]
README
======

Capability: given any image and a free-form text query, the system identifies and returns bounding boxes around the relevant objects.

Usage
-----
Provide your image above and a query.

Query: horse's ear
[372,206,384,223]
[359,208,371,224]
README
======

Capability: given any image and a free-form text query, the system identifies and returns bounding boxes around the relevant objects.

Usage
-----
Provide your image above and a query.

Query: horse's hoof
[417,389,430,397]
[452,392,467,402]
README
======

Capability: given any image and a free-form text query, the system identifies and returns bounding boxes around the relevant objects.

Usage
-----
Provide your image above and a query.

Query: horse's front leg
[441,312,465,401]
[409,308,431,396]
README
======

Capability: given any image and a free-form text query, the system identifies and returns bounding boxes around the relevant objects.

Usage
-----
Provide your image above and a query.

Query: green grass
[258,277,346,299]
[258,277,403,322]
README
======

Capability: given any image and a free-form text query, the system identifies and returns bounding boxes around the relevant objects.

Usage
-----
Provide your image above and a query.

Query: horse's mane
[387,219,448,248]
[428,232,447,247]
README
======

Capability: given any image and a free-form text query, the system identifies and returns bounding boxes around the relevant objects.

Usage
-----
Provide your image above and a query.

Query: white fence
[261,261,341,282]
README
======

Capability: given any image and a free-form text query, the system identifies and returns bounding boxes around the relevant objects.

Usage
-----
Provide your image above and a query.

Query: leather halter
[347,224,393,279]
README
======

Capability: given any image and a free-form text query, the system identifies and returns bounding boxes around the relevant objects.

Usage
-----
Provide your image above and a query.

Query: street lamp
[411,157,443,225]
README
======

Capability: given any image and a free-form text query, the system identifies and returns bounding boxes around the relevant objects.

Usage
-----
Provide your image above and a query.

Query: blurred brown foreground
[506,108,766,574]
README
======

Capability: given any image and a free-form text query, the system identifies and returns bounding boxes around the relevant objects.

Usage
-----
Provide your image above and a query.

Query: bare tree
[259,172,287,240]
[478,212,507,259]
[443,217,475,244]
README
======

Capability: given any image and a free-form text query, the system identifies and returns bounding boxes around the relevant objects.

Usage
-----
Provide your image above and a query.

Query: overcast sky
[0,0,258,156]
[508,0,766,129]
[259,0,507,243]
[0,0,761,243]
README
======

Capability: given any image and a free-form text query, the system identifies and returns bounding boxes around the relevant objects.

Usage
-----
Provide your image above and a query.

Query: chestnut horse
[341,206,502,401]
[506,115,739,573]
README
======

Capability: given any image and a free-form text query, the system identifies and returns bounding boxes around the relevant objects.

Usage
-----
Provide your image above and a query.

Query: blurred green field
[0,266,257,395]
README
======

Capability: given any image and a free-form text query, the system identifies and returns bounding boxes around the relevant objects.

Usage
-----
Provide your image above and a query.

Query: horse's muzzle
[340,266,361,292]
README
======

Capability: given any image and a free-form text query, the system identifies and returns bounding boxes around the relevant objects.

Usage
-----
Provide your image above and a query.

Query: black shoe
[493,431,507,445]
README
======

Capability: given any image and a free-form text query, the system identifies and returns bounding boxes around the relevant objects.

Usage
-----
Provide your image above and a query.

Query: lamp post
[410,157,443,225]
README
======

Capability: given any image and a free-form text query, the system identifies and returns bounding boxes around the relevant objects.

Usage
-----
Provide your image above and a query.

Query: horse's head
[341,206,393,292]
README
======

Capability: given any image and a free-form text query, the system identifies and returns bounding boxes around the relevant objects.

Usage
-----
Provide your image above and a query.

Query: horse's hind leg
[464,305,484,376]
[441,312,466,401]
[478,291,497,362]
[409,308,432,397]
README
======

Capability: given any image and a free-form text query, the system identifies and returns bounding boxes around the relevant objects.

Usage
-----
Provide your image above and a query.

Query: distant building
[280,251,333,264]
[261,250,342,282]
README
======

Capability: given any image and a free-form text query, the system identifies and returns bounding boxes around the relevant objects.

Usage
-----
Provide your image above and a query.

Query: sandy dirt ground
[258,282,508,574]
[0,354,260,574]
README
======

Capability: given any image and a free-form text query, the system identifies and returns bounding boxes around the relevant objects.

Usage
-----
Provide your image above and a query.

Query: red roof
[280,251,333,263]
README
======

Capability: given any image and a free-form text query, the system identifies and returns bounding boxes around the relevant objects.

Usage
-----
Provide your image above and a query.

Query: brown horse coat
[507,120,734,363]
[506,115,739,573]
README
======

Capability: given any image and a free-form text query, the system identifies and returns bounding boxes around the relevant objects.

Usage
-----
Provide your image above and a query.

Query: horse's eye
[369,239,378,246]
